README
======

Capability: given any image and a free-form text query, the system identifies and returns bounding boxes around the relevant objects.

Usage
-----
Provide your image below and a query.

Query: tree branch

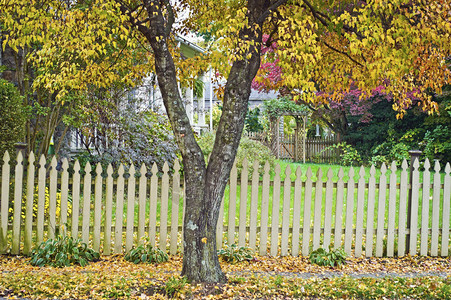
[162,0,175,37]
[257,0,288,24]
[321,39,364,68]
[302,0,365,40]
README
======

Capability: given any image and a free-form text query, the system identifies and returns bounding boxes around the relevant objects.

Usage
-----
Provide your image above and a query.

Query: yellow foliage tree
[1,0,449,283]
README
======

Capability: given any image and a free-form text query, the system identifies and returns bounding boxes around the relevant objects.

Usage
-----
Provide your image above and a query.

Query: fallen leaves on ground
[0,254,450,299]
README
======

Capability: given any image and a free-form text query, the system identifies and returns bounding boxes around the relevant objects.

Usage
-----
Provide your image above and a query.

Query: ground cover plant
[309,247,347,267]
[0,254,449,299]
[125,239,168,264]
[217,244,254,264]
[29,235,99,267]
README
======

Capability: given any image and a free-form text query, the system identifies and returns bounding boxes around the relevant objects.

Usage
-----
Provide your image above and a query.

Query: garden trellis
[0,151,450,257]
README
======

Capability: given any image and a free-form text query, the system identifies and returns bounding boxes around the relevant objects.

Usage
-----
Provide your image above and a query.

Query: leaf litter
[0,254,450,299]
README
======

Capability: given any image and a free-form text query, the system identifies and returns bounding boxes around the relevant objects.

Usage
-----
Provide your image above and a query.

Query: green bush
[309,247,347,267]
[323,142,362,166]
[217,244,254,264]
[0,78,26,157]
[164,276,189,297]
[30,235,100,267]
[197,131,276,177]
[124,240,168,264]
[422,125,451,163]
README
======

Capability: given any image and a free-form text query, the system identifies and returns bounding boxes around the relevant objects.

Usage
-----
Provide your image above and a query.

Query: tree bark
[120,0,274,283]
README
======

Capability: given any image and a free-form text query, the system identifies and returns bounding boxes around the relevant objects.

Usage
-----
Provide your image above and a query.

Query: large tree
[1,0,450,283]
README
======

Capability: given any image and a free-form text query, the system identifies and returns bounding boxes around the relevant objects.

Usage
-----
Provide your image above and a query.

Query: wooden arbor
[269,110,310,163]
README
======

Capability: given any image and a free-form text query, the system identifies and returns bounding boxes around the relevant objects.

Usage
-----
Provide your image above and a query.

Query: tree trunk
[122,0,271,283]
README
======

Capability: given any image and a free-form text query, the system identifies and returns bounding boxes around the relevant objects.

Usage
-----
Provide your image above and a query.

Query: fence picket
[387,162,397,257]
[271,164,281,256]
[291,167,302,256]
[125,164,136,252]
[281,165,291,256]
[376,163,387,257]
[0,151,10,253]
[409,159,420,255]
[12,152,24,254]
[366,165,376,257]
[114,164,125,254]
[334,168,344,250]
[170,160,180,254]
[93,163,102,252]
[138,164,147,245]
[104,165,113,255]
[216,194,224,249]
[60,158,69,232]
[442,163,450,256]
[23,152,35,255]
[37,155,46,244]
[259,162,270,255]
[398,160,408,256]
[420,159,431,255]
[323,168,333,249]
[228,162,237,246]
[313,168,322,251]
[430,161,440,256]
[160,162,169,251]
[48,157,57,240]
[249,160,259,250]
[239,158,248,247]
[302,167,313,256]
[82,162,92,244]
[355,166,365,257]
[344,167,355,255]
[149,163,158,247]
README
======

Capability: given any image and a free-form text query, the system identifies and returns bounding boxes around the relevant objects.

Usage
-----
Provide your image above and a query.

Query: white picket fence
[0,151,450,257]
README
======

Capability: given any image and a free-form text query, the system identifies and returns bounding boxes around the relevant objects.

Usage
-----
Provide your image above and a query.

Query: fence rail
[0,151,450,258]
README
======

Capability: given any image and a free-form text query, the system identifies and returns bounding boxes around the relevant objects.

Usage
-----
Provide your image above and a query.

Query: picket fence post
[12,152,24,254]
[114,164,124,254]
[249,160,259,251]
[104,164,114,255]
[270,164,281,256]
[170,160,180,255]
[344,167,354,255]
[259,162,270,255]
[238,158,248,248]
[291,166,302,256]
[355,166,365,257]
[0,151,11,253]
[126,164,136,253]
[23,152,35,255]
[442,163,450,256]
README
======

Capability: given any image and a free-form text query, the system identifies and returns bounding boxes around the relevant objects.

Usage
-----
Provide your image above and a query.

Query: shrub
[204,104,222,130]
[309,247,347,267]
[164,276,189,297]
[323,142,362,166]
[124,239,168,264]
[422,125,451,163]
[30,235,100,267]
[197,131,276,177]
[71,109,179,173]
[217,244,254,264]
[0,78,26,157]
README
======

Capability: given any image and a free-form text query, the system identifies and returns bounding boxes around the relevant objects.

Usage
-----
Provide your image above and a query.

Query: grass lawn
[0,254,450,299]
